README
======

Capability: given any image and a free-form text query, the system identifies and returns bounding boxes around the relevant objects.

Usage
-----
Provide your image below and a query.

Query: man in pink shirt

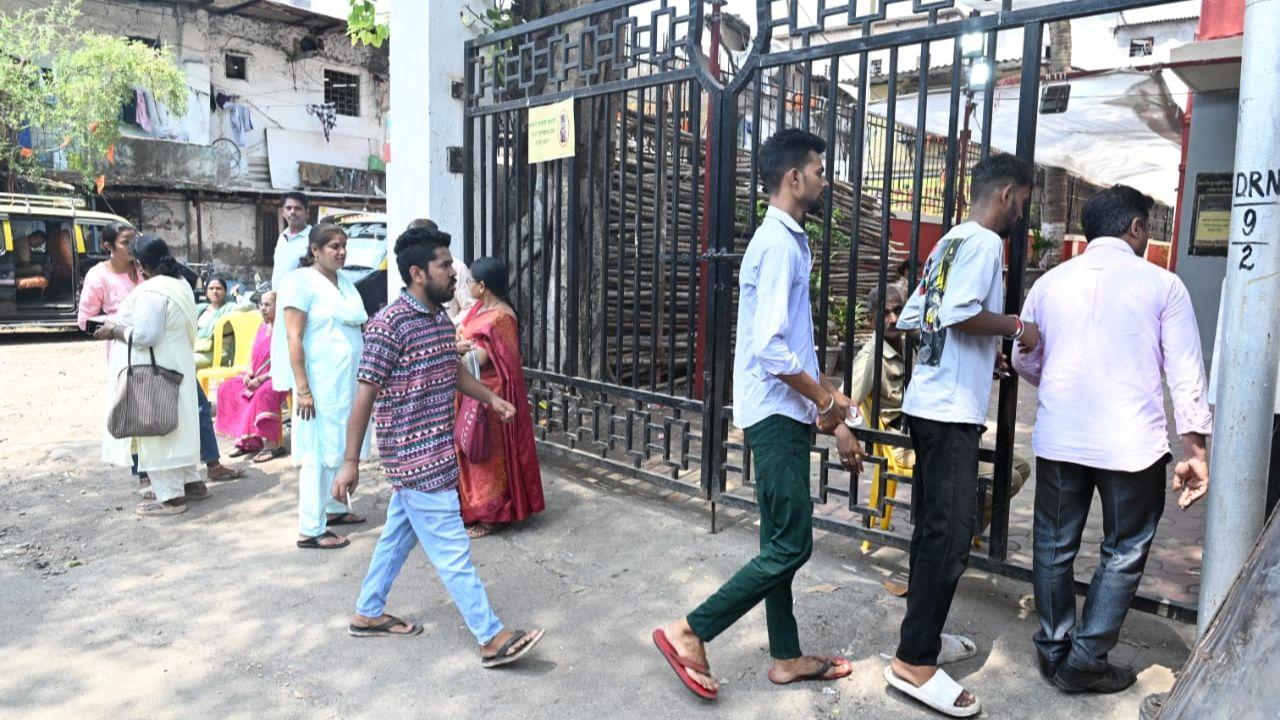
[1013,185,1211,694]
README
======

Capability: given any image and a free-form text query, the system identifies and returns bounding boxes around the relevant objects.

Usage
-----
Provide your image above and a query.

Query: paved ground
[801,383,1204,610]
[0,333,1194,719]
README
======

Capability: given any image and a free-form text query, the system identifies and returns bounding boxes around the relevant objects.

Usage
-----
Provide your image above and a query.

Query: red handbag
[457,395,491,462]
[457,351,491,461]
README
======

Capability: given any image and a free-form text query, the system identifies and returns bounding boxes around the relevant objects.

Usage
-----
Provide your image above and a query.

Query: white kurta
[102,275,200,472]
[280,268,370,469]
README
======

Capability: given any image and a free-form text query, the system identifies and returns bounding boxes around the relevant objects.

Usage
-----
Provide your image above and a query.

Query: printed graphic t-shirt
[898,221,1005,426]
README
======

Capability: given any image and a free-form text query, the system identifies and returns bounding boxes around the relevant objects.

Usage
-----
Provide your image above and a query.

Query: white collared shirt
[270,224,312,290]
[732,206,820,429]
[1013,236,1213,471]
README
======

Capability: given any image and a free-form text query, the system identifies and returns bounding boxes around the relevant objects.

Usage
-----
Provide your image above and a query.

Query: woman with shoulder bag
[95,236,204,516]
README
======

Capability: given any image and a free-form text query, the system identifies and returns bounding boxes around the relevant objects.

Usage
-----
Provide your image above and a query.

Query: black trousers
[1268,415,1280,521]
[896,415,983,666]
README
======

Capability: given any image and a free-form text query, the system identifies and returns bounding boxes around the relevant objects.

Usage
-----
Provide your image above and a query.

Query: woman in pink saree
[456,258,545,538]
[215,291,288,463]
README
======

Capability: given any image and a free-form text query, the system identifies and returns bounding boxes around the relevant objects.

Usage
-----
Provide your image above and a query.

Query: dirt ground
[0,332,1195,719]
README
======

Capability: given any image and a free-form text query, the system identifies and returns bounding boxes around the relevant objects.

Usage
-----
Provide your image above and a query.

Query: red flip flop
[652,628,717,700]
[768,656,853,685]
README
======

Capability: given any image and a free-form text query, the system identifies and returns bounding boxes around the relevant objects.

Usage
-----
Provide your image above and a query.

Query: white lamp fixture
[968,60,992,87]
[960,31,985,59]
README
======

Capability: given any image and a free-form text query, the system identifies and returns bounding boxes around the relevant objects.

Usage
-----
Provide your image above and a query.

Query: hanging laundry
[135,90,153,132]
[142,90,160,135]
[227,103,254,147]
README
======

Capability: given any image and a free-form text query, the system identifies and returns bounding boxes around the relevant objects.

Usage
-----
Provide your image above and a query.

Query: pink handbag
[456,351,491,461]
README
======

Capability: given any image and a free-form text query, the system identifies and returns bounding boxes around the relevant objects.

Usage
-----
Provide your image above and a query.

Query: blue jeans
[1032,455,1168,672]
[197,385,219,465]
[355,487,503,646]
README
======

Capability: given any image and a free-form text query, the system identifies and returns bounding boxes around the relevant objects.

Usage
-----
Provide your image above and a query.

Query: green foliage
[345,0,388,48]
[0,0,188,191]
[346,1,521,49]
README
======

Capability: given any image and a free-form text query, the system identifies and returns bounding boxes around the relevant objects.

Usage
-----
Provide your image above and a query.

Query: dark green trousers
[687,415,814,659]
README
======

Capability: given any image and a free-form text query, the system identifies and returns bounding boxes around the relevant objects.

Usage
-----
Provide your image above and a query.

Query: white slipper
[884,665,981,718]
[937,633,977,665]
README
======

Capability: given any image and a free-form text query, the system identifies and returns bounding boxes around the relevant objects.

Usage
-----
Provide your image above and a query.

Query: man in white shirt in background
[651,129,865,701]
[1014,184,1211,695]
[885,154,1040,718]
[269,192,312,390]
[271,192,313,291]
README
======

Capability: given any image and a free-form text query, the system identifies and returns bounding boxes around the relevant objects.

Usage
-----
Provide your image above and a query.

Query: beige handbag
[107,335,184,439]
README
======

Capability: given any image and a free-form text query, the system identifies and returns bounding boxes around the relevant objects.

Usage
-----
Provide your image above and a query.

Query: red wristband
[1010,316,1024,339]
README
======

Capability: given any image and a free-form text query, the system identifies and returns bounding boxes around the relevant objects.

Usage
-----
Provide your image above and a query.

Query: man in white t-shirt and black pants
[883,154,1040,718]
[269,191,313,390]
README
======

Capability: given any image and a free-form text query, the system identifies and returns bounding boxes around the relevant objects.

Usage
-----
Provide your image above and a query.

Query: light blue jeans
[355,487,503,646]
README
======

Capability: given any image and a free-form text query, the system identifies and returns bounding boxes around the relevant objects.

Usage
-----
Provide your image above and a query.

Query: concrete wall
[206,12,388,179]
[1174,89,1237,358]
[196,200,261,273]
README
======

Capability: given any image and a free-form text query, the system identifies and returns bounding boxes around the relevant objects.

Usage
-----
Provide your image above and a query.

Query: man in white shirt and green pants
[651,129,865,701]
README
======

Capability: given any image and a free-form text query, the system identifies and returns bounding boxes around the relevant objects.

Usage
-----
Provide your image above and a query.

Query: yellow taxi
[0,193,132,328]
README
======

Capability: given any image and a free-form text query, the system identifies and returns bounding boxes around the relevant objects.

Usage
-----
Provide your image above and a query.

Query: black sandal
[481,629,545,668]
[252,447,286,463]
[327,512,366,526]
[296,531,349,550]
[347,614,423,638]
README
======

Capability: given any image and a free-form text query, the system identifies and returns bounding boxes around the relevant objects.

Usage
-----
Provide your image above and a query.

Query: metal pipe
[1198,0,1280,636]
[693,1,723,400]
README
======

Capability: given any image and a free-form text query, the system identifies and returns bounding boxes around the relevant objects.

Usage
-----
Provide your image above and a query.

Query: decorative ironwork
[464,0,1198,624]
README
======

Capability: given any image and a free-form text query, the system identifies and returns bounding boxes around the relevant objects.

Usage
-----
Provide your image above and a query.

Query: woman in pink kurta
[77,223,139,331]
[215,292,288,462]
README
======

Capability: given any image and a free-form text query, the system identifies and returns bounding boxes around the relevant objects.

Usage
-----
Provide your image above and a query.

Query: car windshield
[340,221,386,269]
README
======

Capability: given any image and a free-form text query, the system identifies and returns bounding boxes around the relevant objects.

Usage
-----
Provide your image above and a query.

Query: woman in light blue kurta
[280,224,370,549]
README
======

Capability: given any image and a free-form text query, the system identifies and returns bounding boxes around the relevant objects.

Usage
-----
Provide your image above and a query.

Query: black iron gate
[463,0,1194,622]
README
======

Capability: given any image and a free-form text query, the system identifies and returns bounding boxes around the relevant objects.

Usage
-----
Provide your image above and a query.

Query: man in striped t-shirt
[333,225,546,667]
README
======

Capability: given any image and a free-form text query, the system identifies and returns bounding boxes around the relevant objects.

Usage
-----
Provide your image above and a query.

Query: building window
[870,59,883,76]
[1129,37,1154,57]
[225,54,247,80]
[324,70,361,117]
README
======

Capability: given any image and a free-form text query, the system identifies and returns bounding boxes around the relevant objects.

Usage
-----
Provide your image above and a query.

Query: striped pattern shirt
[358,290,460,493]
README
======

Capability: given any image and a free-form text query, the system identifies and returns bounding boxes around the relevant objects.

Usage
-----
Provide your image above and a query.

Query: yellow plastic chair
[197,310,262,396]
[860,398,912,553]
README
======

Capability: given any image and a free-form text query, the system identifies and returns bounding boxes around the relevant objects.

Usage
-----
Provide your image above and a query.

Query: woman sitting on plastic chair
[215,291,288,463]
[194,276,243,369]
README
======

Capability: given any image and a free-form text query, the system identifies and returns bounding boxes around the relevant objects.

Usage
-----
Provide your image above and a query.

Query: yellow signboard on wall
[527,99,575,163]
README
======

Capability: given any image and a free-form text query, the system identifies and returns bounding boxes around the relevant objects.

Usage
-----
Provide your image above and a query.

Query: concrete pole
[1197,0,1280,635]
[386,0,483,294]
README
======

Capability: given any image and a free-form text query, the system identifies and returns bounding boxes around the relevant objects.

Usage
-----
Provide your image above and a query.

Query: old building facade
[10,0,388,280]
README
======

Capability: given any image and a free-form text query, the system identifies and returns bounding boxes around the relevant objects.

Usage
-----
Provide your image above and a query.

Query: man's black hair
[969,153,1034,201]
[1081,184,1154,242]
[760,128,826,195]
[282,191,309,208]
[394,226,452,286]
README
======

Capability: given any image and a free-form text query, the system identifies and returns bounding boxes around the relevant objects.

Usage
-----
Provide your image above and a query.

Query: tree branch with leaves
[0,0,188,193]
